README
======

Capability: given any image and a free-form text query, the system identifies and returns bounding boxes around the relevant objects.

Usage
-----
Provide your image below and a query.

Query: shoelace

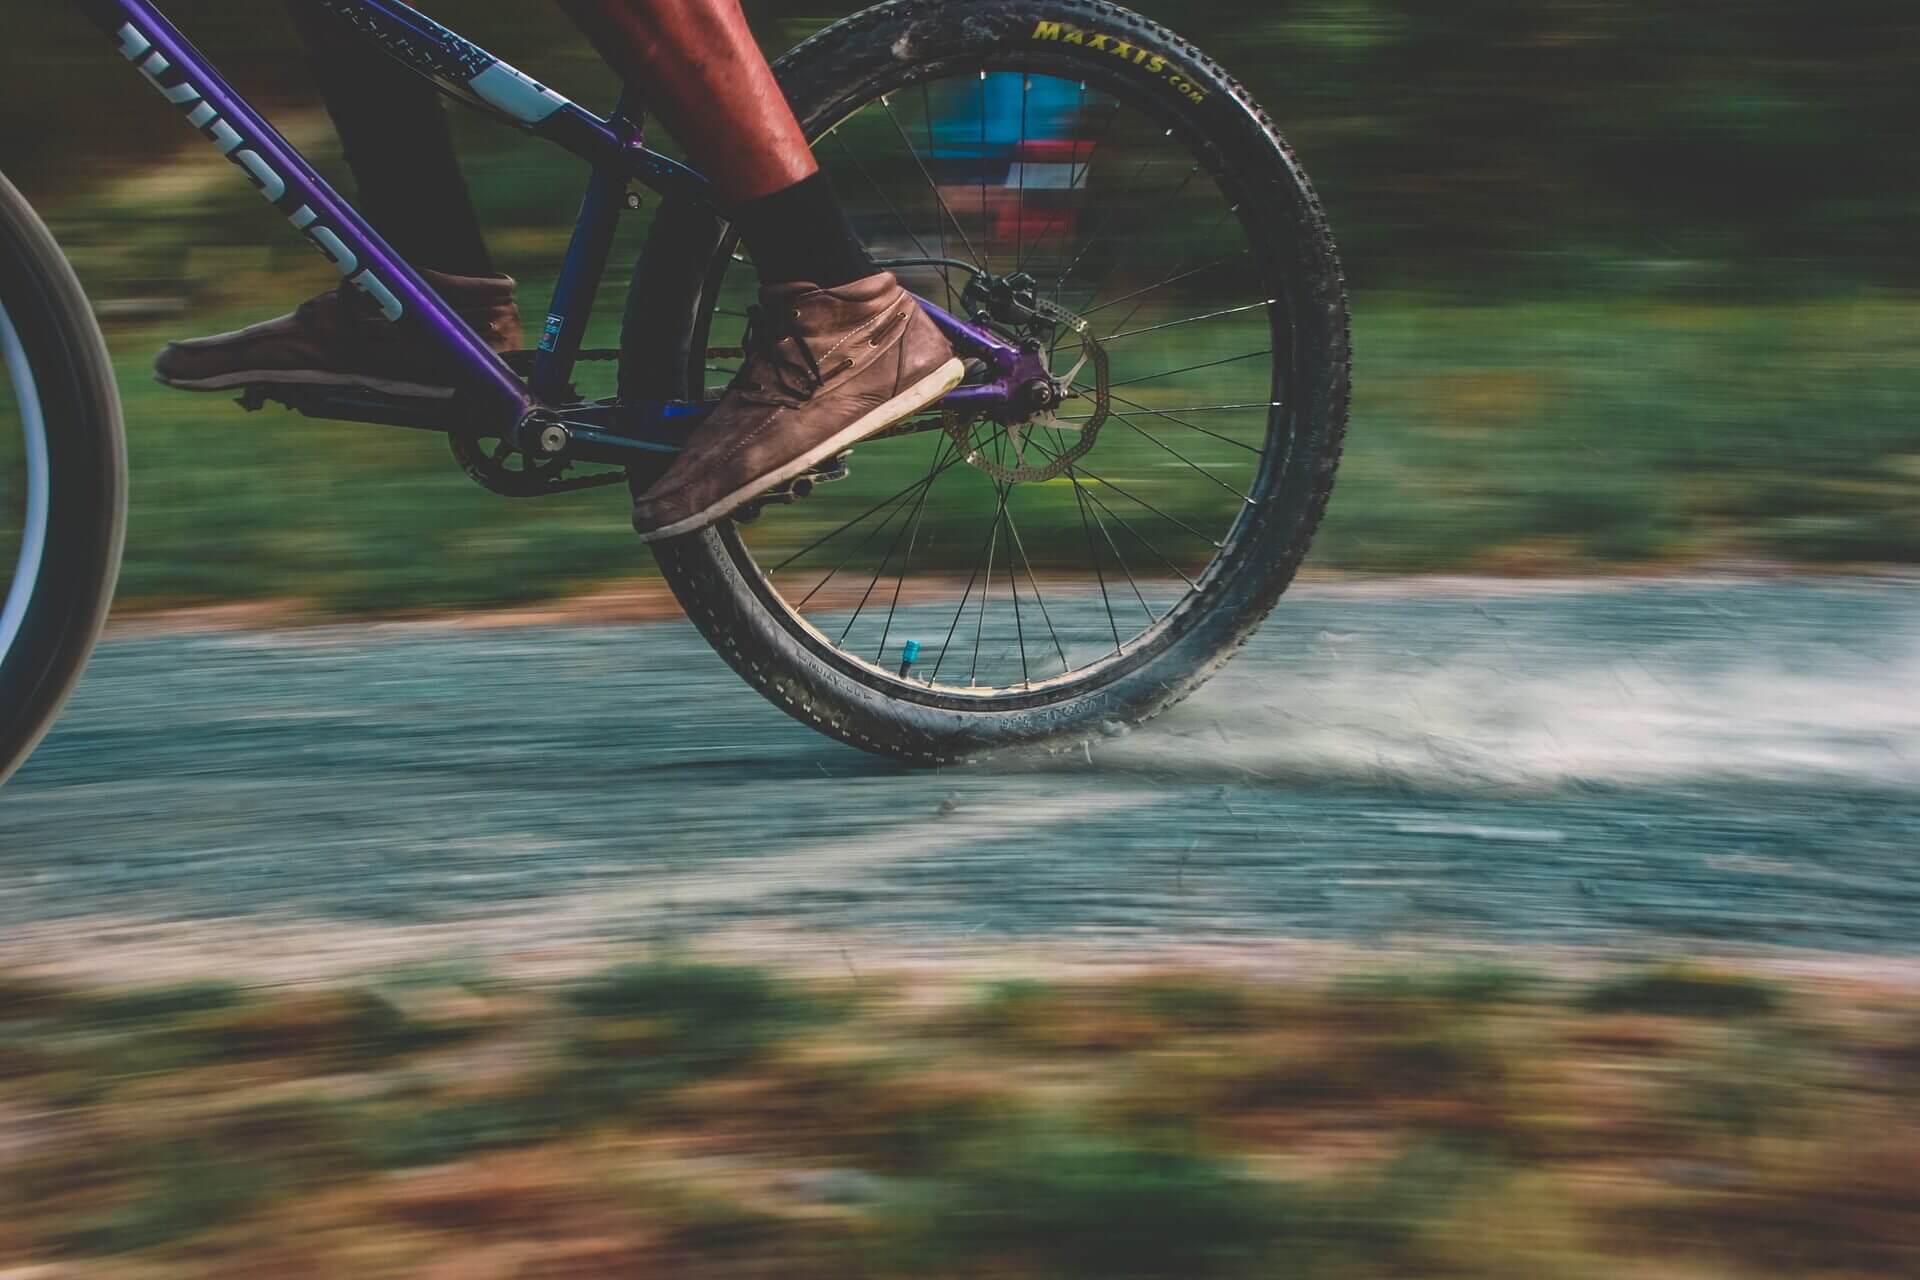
[736,303,827,402]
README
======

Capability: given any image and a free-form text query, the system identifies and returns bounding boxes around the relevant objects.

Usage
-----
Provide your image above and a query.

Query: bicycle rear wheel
[0,171,126,786]
[626,0,1347,762]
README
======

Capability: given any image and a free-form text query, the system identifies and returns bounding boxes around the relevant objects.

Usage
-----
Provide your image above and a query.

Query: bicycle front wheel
[626,0,1348,763]
[0,171,125,786]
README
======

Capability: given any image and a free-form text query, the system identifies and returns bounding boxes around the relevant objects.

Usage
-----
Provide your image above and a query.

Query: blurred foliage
[1,957,1917,1276]
[1581,962,1785,1018]
[71,979,247,1027]
[8,0,1920,290]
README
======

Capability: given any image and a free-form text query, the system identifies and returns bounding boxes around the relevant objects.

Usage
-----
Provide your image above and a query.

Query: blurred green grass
[89,290,1920,615]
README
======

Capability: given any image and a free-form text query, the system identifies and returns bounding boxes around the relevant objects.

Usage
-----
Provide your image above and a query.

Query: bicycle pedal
[235,383,459,431]
[734,452,853,523]
[799,451,853,489]
[767,452,852,500]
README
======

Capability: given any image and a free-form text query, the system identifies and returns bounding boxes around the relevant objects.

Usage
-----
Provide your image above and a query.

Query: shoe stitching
[643,293,935,521]
[815,293,904,361]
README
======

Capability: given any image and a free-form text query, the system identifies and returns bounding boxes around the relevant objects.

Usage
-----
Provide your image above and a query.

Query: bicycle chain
[942,297,1109,485]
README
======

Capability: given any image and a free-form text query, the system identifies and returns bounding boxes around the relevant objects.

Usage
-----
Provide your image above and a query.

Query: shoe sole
[636,357,969,544]
[156,369,456,399]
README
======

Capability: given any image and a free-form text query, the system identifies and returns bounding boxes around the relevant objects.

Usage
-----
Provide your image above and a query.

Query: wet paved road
[1,578,1916,970]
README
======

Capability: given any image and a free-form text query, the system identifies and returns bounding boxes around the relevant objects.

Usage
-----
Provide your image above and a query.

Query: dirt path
[4,576,1916,984]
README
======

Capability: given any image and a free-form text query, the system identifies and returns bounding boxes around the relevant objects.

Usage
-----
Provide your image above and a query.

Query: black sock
[729,171,877,289]
[286,0,497,280]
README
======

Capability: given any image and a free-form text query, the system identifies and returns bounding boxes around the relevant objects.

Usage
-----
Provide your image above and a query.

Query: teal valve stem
[898,640,923,678]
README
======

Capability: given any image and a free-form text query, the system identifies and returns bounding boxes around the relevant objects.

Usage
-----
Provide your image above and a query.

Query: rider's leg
[154,1,521,395]
[284,0,497,279]
[560,0,963,540]
[558,0,874,289]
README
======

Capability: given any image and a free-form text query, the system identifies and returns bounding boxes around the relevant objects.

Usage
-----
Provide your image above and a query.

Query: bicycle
[0,0,1349,781]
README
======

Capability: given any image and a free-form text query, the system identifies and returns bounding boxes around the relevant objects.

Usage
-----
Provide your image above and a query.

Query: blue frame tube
[69,0,1035,449]
[530,98,638,405]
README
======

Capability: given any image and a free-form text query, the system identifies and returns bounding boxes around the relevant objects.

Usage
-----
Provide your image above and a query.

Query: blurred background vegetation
[5,0,1919,613]
[7,955,1920,1276]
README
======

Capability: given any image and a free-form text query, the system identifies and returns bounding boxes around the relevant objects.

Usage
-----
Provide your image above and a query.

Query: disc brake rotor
[946,296,1109,485]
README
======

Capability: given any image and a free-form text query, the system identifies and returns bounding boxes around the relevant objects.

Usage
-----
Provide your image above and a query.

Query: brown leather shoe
[154,269,522,399]
[633,271,965,542]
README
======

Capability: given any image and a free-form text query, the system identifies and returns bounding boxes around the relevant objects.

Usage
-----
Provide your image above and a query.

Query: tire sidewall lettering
[1027,17,1208,104]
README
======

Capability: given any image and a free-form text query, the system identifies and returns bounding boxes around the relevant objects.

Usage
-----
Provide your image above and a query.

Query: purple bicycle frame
[71,0,1039,456]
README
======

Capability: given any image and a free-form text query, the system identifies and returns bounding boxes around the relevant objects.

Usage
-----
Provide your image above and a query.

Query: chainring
[453,349,627,497]
[449,431,600,497]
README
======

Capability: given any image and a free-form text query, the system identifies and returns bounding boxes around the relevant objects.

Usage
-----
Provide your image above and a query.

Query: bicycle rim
[0,295,50,666]
[694,60,1290,702]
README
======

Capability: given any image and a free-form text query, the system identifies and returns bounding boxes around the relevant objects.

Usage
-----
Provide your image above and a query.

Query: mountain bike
[0,0,1348,782]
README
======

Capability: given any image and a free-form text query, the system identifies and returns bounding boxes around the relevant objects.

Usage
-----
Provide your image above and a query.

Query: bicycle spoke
[1021,86,1121,274]
[1042,416,1162,630]
[965,433,1019,686]
[1112,412,1252,502]
[875,430,952,664]
[1019,75,1083,277]
[1042,149,1159,373]
[1077,483,1202,590]
[1058,401,1276,420]
[1049,454,1225,550]
[1064,164,1206,315]
[794,428,1001,616]
[927,476,1014,685]
[1013,73,1030,270]
[795,483,923,610]
[1066,464,1125,656]
[972,435,1027,685]
[766,434,997,577]
[1108,348,1273,392]
[978,69,991,277]
[768,478,927,579]
[1078,257,1241,320]
[842,432,954,646]
[999,491,1032,685]
[1103,299,1273,343]
[1004,506,1071,673]
[969,479,1003,687]
[831,130,937,266]
[888,89,983,282]
[1082,483,1159,626]
[1079,391,1271,456]
[1027,434,1202,589]
[1050,154,1163,304]
[919,83,958,314]
[1084,196,1229,329]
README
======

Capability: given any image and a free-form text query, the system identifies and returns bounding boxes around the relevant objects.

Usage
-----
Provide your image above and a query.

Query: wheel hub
[945,286,1109,486]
